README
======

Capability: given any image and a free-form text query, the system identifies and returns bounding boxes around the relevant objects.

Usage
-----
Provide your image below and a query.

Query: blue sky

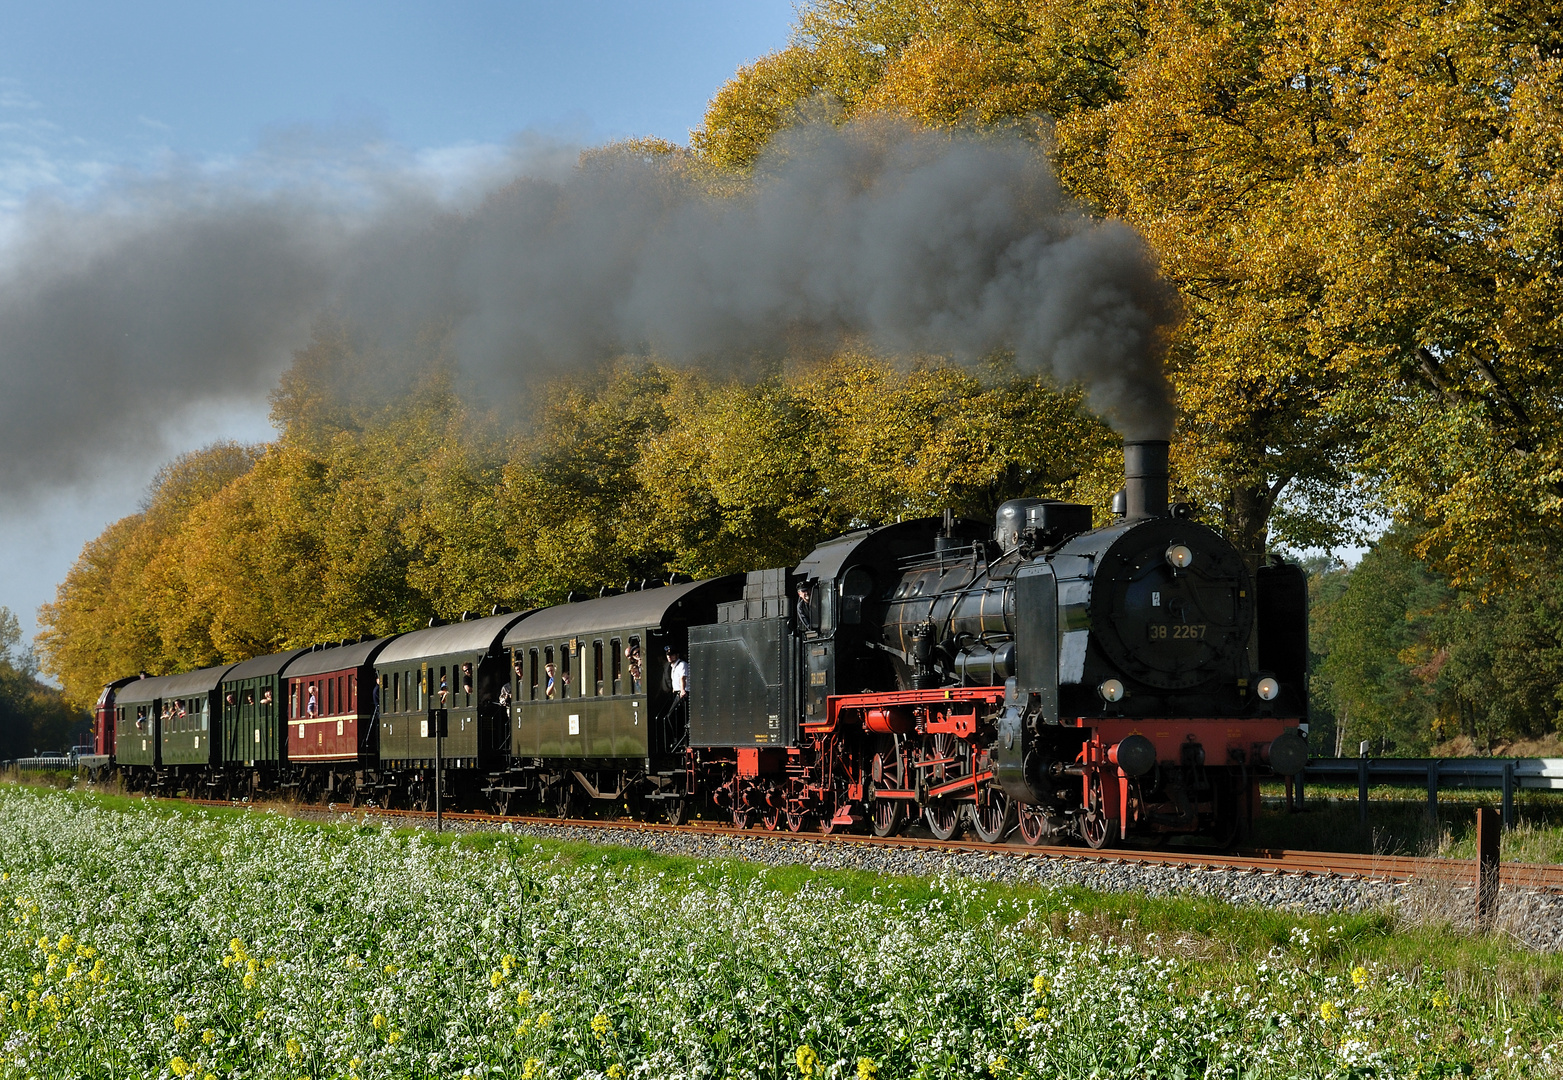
[0,0,798,650]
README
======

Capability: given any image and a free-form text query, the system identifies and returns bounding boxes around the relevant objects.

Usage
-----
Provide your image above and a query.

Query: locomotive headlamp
[1166,544,1194,569]
[1256,676,1280,701]
[1098,678,1126,703]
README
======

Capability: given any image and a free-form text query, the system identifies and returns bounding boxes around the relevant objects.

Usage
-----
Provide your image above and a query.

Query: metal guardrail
[1298,757,1563,827]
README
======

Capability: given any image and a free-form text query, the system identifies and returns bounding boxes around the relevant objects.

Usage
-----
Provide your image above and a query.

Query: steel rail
[165,796,1563,893]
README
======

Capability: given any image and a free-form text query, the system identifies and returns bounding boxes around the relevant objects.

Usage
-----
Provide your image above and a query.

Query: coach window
[610,639,622,695]
[528,649,539,700]
[627,636,643,694]
[200,700,209,731]
[592,641,604,696]
[560,643,572,699]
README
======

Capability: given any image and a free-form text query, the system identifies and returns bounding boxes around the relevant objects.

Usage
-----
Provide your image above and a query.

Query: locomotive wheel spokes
[924,803,961,841]
[970,785,1013,844]
[1079,775,1112,850]
[784,808,807,832]
[870,797,903,837]
[664,797,690,826]
[870,742,907,837]
[1016,805,1050,846]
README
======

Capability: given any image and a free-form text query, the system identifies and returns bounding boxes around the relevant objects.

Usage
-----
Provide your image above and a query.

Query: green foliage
[1309,530,1563,754]
[0,607,87,759]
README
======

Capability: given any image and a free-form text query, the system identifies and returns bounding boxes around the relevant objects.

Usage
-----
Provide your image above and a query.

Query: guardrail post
[1501,762,1515,829]
[1476,806,1500,931]
[1358,756,1370,826]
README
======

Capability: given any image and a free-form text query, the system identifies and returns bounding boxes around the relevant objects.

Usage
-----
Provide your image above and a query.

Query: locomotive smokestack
[1123,439,1169,519]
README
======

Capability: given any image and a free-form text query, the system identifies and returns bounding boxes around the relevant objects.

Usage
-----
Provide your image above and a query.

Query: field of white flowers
[0,788,1553,1080]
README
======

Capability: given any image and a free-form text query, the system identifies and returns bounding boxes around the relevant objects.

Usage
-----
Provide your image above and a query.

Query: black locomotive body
[93,438,1307,846]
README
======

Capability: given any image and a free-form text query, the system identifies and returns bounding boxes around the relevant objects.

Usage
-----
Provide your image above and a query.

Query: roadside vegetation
[0,787,1558,1079]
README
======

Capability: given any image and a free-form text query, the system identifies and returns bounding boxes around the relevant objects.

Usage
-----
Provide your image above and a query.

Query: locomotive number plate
[1148,623,1207,640]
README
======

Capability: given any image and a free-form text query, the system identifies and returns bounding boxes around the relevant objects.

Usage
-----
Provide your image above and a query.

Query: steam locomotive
[85,439,1308,847]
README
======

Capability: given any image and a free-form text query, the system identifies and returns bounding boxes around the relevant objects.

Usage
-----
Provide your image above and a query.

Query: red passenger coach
[281,636,400,804]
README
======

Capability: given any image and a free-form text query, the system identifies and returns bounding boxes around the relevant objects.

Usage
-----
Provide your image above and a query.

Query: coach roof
[502,577,737,646]
[376,612,529,667]
[116,663,238,705]
[286,636,401,679]
[222,647,313,684]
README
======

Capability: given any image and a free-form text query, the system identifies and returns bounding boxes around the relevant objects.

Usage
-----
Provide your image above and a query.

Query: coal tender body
[685,438,1308,846]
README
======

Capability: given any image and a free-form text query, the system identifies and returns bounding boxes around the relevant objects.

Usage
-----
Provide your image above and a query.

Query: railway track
[172,796,1563,893]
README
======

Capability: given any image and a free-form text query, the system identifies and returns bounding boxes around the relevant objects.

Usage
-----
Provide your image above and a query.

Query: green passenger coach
[114,664,237,793]
[220,647,312,791]
[372,611,529,809]
[493,577,740,815]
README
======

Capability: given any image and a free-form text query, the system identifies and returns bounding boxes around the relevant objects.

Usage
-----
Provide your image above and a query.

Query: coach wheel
[664,797,689,826]
[551,782,575,820]
[1017,805,1051,846]
[924,803,961,841]
[970,786,1013,844]
[1080,776,1113,850]
[407,777,431,813]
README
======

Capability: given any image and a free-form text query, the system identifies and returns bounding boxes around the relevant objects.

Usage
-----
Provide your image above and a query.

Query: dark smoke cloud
[0,120,1177,502]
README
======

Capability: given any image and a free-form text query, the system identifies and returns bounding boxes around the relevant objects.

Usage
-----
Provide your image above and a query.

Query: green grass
[1,784,1560,1078]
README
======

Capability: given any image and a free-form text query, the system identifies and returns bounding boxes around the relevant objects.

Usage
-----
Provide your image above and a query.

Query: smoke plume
[0,120,1178,501]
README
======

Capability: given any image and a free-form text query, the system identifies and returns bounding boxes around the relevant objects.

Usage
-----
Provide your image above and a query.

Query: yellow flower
[174,1014,189,1032]
[491,970,505,988]
[1319,1001,1342,1022]
[372,1013,388,1032]
[1032,974,1048,995]
[1351,966,1369,990]
[56,933,73,952]
[243,972,257,991]
[228,938,247,959]
[383,964,398,976]
[857,1057,878,1080]
[516,989,533,1008]
[607,1066,626,1080]
[1034,1006,1049,1020]
[204,1075,216,1080]
[521,1059,542,1080]
[989,1057,1008,1074]
[1013,1016,1026,1031]
[350,1059,362,1071]
[537,1011,551,1027]
[501,954,517,974]
[796,1044,819,1078]
[592,1013,611,1041]
[286,1036,302,1060]
[387,1031,402,1045]
[170,1057,191,1077]
[1432,990,1451,1009]
[202,1029,216,1045]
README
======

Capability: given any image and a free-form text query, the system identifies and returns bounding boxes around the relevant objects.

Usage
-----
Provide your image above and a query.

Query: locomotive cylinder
[863,706,916,734]
[1123,440,1170,519]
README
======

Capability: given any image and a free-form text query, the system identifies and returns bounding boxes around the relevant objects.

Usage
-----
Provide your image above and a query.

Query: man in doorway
[664,645,688,699]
